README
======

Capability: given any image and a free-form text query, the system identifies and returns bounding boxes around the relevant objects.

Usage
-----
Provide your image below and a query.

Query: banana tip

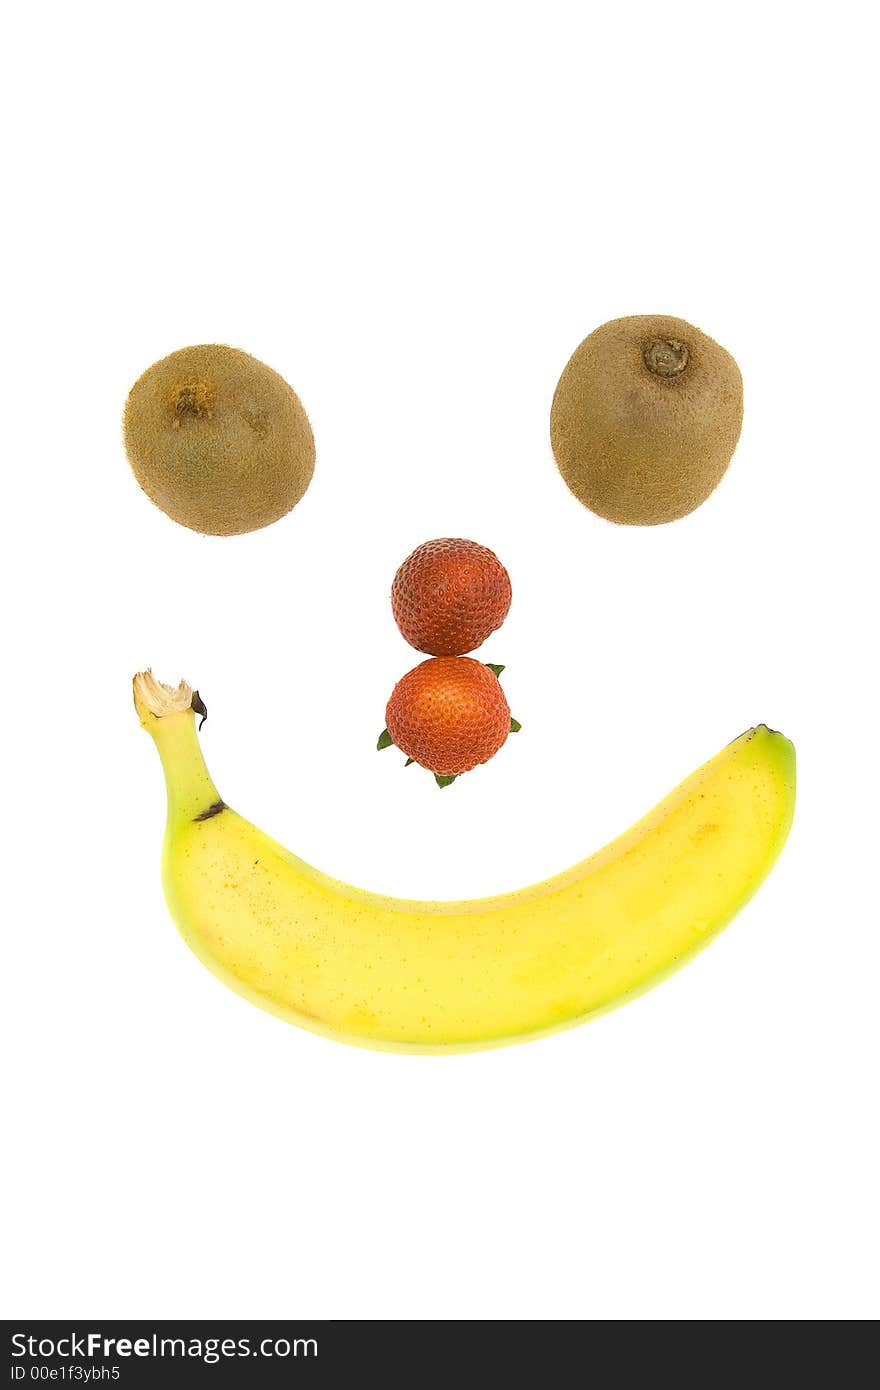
[133,669,195,723]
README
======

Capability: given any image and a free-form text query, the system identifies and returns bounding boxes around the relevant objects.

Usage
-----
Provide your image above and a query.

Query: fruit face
[123,344,315,536]
[550,315,743,525]
[391,538,512,655]
[385,657,511,774]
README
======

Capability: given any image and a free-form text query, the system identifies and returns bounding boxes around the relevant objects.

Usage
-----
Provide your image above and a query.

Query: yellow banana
[134,670,795,1053]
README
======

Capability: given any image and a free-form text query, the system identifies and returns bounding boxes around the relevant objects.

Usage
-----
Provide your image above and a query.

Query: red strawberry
[385,658,512,777]
[391,538,512,656]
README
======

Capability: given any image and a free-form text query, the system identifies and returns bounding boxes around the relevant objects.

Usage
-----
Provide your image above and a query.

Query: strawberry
[391,538,512,656]
[382,657,513,782]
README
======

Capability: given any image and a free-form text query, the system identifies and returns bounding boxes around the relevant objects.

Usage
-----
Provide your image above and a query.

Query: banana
[134,670,795,1053]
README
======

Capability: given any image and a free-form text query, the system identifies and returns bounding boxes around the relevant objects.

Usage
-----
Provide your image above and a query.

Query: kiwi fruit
[124,344,315,536]
[550,315,743,525]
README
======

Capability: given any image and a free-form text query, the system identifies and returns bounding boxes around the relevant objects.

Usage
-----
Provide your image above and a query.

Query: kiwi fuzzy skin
[124,344,315,536]
[550,315,743,526]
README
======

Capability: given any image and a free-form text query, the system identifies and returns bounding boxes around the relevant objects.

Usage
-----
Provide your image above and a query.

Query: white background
[2,1,876,1322]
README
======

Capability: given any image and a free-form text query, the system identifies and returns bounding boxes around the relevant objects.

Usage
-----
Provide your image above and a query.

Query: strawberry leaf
[405,757,415,767]
[435,773,457,788]
[377,728,394,750]
[510,717,522,733]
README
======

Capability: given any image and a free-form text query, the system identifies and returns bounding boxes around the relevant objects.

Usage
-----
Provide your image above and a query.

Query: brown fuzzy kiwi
[123,344,315,536]
[550,315,743,525]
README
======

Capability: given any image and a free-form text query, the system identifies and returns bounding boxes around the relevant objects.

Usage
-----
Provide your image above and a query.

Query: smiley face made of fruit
[128,318,795,1052]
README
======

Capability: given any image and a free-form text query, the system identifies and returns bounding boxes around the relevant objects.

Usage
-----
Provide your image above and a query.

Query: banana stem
[134,671,222,822]
[152,714,221,822]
